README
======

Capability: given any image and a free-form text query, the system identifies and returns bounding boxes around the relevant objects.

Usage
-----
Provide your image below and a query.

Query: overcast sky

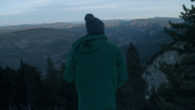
[0,0,192,26]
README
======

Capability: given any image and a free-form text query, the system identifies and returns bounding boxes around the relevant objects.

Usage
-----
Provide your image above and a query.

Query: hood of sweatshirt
[72,34,107,53]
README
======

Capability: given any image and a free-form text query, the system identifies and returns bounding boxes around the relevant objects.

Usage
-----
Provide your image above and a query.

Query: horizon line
[0,16,180,27]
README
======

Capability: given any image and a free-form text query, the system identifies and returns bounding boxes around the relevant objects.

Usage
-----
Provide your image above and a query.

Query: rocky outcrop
[143,42,185,93]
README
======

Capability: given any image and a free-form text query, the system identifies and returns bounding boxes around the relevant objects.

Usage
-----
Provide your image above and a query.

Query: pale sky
[0,0,192,26]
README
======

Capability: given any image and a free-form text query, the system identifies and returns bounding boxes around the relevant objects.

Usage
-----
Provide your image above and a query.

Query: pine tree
[61,61,78,110]
[43,58,78,110]
[0,65,27,110]
[0,66,8,110]
[0,66,5,109]
[43,58,59,109]
[116,42,146,110]
[149,0,195,110]
[19,60,45,110]
[126,43,142,74]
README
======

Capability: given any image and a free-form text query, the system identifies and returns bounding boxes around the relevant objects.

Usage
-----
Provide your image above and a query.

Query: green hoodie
[64,34,128,110]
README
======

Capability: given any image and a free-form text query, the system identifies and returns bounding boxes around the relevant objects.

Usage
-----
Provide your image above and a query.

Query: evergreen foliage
[0,59,78,110]
[148,1,195,110]
[116,42,147,110]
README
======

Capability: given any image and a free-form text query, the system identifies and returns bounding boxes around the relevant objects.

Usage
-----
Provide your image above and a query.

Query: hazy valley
[0,17,182,73]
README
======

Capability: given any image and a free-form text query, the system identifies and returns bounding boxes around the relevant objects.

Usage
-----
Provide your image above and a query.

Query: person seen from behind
[64,13,128,110]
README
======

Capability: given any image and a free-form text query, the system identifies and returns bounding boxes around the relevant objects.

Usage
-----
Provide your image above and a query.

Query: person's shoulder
[107,42,120,50]
[106,42,121,54]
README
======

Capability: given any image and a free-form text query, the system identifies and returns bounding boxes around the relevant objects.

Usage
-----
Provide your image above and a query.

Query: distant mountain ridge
[0,17,183,73]
[0,17,181,33]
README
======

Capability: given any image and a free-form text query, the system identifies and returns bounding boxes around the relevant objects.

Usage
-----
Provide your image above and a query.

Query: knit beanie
[84,13,105,35]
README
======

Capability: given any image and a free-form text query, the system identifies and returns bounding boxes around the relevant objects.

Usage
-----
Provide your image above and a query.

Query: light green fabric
[64,34,128,110]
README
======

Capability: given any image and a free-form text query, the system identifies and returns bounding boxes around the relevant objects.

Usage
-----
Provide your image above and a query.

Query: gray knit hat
[84,13,105,35]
